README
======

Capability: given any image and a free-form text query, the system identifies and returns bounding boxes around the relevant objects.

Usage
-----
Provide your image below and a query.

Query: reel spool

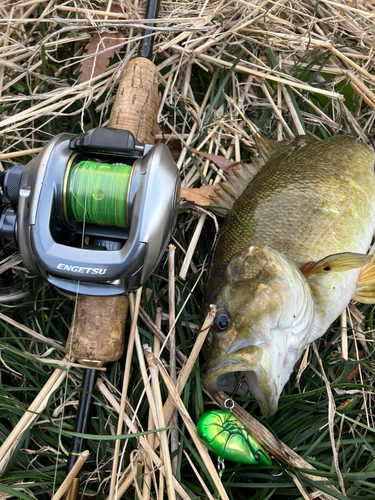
[63,158,133,229]
[0,128,180,296]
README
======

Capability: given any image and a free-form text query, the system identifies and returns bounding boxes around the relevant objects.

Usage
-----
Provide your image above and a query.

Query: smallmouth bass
[203,135,375,417]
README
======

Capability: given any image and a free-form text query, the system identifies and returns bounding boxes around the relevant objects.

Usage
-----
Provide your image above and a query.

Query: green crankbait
[197,408,271,466]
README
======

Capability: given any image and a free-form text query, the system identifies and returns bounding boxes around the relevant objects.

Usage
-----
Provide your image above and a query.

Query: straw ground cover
[0,0,375,498]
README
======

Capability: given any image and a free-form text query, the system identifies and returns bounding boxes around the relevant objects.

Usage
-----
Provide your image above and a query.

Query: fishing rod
[0,0,179,497]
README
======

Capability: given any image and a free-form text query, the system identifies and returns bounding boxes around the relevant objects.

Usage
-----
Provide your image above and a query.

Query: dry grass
[0,1,375,499]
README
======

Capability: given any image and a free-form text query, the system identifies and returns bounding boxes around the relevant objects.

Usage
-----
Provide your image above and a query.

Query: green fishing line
[67,160,132,227]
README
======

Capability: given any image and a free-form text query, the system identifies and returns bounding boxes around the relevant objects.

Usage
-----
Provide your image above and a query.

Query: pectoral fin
[353,256,375,304]
[302,252,373,277]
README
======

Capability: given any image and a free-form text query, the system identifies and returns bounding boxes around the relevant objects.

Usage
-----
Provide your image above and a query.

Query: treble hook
[223,376,245,412]
[230,375,246,399]
[270,468,284,477]
[269,458,284,477]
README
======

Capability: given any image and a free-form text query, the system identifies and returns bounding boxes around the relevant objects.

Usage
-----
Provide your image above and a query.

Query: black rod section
[65,368,98,475]
[138,0,161,60]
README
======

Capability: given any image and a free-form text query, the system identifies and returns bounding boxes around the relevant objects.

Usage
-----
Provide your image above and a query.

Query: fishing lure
[197,403,271,467]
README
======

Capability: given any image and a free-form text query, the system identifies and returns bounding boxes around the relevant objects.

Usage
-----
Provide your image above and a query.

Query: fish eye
[253,453,260,461]
[214,308,230,331]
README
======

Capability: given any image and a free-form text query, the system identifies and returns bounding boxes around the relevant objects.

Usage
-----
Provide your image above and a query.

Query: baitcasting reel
[0,128,180,295]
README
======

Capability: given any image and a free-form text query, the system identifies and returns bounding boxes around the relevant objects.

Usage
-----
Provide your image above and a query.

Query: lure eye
[214,308,230,332]
[253,453,260,462]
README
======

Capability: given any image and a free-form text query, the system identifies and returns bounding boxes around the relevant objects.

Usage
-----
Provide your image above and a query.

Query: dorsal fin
[254,133,317,166]
[254,134,289,165]
[209,124,318,216]
[209,162,259,216]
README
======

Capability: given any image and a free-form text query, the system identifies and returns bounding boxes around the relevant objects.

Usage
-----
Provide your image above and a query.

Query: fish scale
[212,136,374,271]
[203,134,375,417]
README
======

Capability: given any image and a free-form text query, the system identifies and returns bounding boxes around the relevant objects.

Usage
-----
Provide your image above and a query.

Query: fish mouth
[203,345,280,417]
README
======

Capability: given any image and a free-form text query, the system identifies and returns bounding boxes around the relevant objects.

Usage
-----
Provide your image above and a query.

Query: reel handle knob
[2,166,24,204]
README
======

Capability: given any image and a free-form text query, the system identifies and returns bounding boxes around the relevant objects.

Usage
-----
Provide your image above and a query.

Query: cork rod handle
[109,57,159,145]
